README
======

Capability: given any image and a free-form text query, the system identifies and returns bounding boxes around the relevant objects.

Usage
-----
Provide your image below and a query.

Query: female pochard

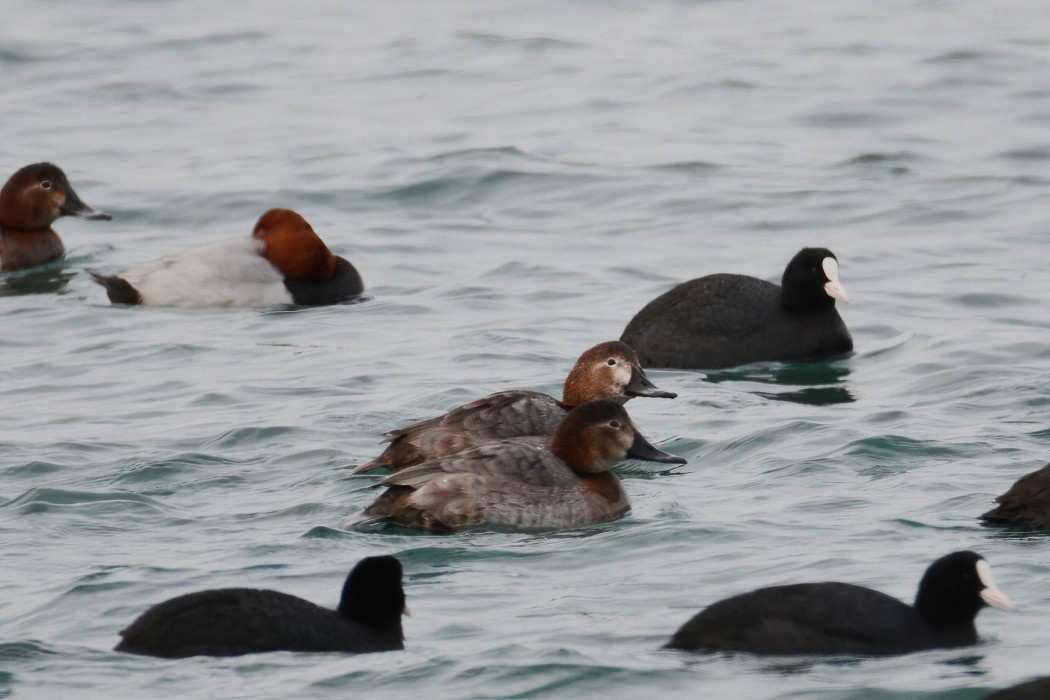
[360,400,686,531]
[981,461,1050,529]
[0,163,111,272]
[354,341,676,474]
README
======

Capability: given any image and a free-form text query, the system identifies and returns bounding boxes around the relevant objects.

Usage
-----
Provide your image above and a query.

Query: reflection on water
[705,362,856,406]
[755,386,855,406]
[759,656,863,676]
[757,652,987,679]
[940,654,988,676]
[980,522,1049,540]
[614,464,689,479]
[0,264,75,297]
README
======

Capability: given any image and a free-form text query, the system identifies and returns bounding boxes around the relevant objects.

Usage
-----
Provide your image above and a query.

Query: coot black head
[914,550,1013,626]
[339,555,406,629]
[781,247,848,313]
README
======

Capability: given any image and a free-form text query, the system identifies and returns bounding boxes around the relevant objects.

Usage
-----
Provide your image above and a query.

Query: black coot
[621,248,852,369]
[115,556,406,658]
[664,551,1011,655]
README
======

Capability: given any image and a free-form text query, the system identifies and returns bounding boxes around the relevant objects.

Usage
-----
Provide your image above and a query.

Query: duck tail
[87,270,143,305]
[350,457,387,475]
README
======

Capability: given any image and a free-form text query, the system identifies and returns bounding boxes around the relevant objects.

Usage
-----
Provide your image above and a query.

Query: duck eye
[41,181,52,190]
[608,420,621,428]
[606,358,616,366]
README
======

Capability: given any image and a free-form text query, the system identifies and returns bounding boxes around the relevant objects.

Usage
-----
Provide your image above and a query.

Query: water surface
[3,1,1050,698]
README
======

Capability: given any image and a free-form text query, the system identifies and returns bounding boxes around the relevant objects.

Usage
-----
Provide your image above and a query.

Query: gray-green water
[3,1,1050,698]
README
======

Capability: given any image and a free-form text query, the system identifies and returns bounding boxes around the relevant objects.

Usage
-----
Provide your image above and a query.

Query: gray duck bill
[625,366,677,399]
[60,188,112,221]
[626,430,686,464]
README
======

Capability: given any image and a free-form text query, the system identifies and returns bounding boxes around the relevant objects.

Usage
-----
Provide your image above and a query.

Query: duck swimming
[0,163,111,272]
[353,341,676,474]
[664,551,1012,656]
[621,248,852,369]
[115,556,405,658]
[986,677,1050,700]
[89,208,362,307]
[981,462,1050,529]
[360,400,686,531]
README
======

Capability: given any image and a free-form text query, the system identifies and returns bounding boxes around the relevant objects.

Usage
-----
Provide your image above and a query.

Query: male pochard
[353,341,676,474]
[0,163,111,272]
[360,400,686,531]
[89,208,363,307]
[621,248,853,369]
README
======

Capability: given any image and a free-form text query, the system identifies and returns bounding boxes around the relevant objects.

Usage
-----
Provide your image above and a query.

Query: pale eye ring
[606,358,616,366]
[608,419,621,428]
[41,180,52,190]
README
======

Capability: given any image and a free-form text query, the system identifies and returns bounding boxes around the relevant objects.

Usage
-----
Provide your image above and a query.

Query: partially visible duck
[621,248,853,369]
[0,163,111,272]
[89,208,362,307]
[981,462,1050,529]
[353,341,676,474]
[986,677,1050,700]
[664,551,1012,656]
[360,400,686,531]
[114,556,405,658]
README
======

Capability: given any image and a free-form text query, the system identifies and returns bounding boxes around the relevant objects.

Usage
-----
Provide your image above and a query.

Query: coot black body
[115,556,405,658]
[621,248,852,369]
[664,551,1011,656]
